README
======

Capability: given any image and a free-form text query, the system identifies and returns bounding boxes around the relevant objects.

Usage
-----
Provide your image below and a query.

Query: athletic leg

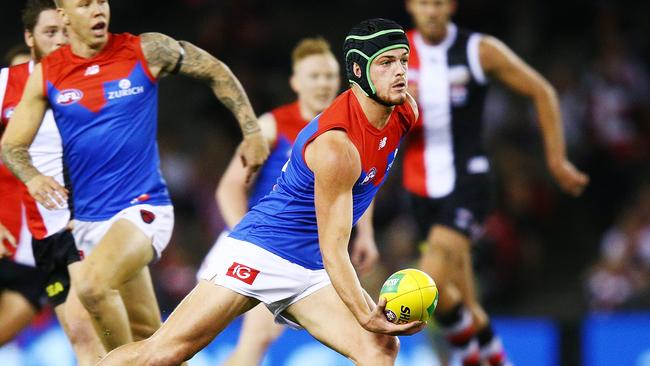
[222,303,284,366]
[73,219,155,350]
[97,280,257,366]
[286,285,399,366]
[0,290,36,345]
[54,277,106,366]
[119,266,161,341]
[420,224,480,366]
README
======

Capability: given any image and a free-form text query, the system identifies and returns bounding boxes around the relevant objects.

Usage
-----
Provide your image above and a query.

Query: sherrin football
[379,268,438,324]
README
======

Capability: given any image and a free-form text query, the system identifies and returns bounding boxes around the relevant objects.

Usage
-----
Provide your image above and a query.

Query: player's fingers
[388,320,425,336]
[1,231,16,248]
[376,297,387,311]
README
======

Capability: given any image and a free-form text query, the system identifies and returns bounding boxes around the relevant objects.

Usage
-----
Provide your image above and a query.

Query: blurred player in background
[4,44,31,66]
[403,0,589,365]
[198,37,380,366]
[98,18,424,366]
[0,3,103,364]
[1,0,268,356]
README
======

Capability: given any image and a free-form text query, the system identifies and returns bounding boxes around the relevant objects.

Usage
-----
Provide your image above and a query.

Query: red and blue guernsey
[230,90,416,269]
[40,33,170,221]
[247,102,306,208]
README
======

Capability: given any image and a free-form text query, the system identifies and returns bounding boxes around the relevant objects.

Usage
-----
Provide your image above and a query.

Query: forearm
[207,61,260,137]
[533,84,567,165]
[322,245,371,321]
[0,143,40,183]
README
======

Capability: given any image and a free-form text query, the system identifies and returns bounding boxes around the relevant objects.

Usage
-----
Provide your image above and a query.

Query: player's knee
[75,278,111,312]
[355,335,399,364]
[140,338,192,365]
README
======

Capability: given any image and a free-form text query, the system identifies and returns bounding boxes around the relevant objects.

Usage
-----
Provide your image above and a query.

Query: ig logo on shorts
[227,262,260,285]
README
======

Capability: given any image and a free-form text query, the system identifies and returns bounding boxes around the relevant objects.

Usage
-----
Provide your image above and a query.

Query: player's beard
[32,42,45,62]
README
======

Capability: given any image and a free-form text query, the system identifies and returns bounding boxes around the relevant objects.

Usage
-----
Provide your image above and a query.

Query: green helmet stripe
[345,29,405,41]
[366,44,410,94]
[345,49,370,61]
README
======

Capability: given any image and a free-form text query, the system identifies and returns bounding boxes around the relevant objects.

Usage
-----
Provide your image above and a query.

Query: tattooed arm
[1,64,68,209]
[140,32,269,178]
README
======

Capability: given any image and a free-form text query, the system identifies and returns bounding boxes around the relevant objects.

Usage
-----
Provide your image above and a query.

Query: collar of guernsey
[41,33,171,221]
[229,89,416,270]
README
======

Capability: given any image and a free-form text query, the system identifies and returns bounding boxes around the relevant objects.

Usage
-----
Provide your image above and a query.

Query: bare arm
[350,200,379,275]
[307,130,422,335]
[140,32,269,178]
[479,36,588,196]
[1,64,67,209]
[216,113,276,228]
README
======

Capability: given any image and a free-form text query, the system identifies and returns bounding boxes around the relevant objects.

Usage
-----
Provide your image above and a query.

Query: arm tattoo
[1,143,40,183]
[141,32,260,136]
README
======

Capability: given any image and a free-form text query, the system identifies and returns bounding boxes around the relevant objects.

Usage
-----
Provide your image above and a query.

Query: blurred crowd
[1,0,648,321]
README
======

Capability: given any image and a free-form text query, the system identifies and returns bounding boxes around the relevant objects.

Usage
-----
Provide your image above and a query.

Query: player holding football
[1,0,268,354]
[98,18,424,366]
[198,37,380,366]
[403,0,589,364]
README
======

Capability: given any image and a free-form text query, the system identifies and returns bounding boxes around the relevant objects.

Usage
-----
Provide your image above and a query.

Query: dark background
[1,1,649,365]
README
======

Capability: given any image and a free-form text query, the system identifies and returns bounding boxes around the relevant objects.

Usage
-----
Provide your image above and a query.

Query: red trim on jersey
[22,193,48,239]
[133,34,157,83]
[402,30,428,197]
[270,101,307,147]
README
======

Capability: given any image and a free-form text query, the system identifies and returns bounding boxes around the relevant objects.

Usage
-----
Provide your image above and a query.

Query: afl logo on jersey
[360,167,377,186]
[56,89,83,106]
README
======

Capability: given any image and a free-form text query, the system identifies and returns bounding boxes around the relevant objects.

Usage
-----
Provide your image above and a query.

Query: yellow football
[379,268,439,324]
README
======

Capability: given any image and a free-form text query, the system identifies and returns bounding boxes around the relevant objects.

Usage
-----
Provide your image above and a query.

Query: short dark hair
[22,0,57,32]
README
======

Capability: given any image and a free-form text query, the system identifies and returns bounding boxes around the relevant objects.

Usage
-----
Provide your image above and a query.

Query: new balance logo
[226,262,260,285]
[379,136,387,150]
[84,65,100,76]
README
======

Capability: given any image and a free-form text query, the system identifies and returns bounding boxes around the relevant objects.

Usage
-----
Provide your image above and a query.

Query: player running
[403,0,589,365]
[1,0,268,354]
[199,37,379,366]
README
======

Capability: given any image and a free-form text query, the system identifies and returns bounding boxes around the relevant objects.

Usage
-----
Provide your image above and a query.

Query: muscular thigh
[285,285,396,359]
[79,219,154,288]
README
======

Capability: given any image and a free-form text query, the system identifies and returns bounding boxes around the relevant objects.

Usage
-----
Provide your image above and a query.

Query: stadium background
[1,0,649,365]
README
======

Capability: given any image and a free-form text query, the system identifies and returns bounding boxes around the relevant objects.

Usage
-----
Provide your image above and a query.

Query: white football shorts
[203,235,331,329]
[72,204,174,259]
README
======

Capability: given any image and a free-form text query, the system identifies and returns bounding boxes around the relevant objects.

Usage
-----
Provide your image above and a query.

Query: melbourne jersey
[41,33,170,220]
[1,61,70,241]
[248,101,307,208]
[403,24,490,199]
[230,90,416,269]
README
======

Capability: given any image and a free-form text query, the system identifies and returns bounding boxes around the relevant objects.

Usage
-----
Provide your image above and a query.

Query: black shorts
[32,229,81,307]
[409,173,492,241]
[0,258,47,311]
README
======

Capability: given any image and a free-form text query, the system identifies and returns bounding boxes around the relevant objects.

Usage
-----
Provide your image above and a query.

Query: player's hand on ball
[26,174,68,210]
[362,297,426,336]
[240,131,270,183]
